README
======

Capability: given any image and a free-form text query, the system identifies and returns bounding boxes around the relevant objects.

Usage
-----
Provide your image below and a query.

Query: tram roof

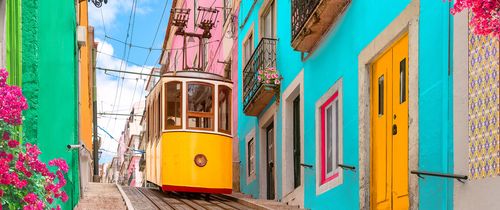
[162,71,232,83]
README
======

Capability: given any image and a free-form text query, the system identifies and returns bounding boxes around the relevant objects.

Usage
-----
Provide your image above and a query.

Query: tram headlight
[194,154,208,167]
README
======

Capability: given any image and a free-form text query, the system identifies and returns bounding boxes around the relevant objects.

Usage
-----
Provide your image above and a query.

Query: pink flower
[450,0,500,38]
[275,79,281,85]
[61,191,68,202]
[24,193,38,204]
[0,68,7,87]
[0,189,4,197]
[8,139,19,148]
[49,158,69,173]
[2,131,9,140]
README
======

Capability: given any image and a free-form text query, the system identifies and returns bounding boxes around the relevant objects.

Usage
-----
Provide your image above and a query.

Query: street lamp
[89,0,108,8]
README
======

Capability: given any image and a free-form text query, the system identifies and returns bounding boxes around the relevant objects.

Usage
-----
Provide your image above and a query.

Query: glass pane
[334,100,339,168]
[400,58,406,104]
[326,106,333,174]
[188,117,212,129]
[218,86,231,132]
[165,82,182,129]
[248,139,254,176]
[293,96,301,188]
[188,83,213,113]
[378,75,384,116]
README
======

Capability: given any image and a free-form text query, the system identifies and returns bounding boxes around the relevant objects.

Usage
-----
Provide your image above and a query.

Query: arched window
[218,85,231,134]
[187,82,214,130]
[164,81,182,130]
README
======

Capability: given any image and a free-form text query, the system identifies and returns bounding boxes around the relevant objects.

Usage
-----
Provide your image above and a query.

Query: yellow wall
[78,1,94,152]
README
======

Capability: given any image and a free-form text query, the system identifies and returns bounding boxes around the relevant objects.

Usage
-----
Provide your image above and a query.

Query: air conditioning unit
[77,26,86,47]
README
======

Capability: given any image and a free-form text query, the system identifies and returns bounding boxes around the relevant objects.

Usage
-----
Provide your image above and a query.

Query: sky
[88,0,172,163]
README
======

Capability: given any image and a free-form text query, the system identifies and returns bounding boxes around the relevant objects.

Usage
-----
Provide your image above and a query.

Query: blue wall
[237,0,454,209]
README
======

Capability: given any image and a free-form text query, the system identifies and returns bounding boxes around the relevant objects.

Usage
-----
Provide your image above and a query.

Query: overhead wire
[111,0,138,130]
[135,0,171,109]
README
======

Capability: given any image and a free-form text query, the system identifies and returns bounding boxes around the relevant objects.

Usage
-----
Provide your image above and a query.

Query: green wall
[5,0,22,86]
[22,0,80,209]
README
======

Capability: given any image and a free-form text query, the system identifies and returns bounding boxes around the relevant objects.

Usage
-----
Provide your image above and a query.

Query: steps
[222,194,305,210]
[75,183,127,210]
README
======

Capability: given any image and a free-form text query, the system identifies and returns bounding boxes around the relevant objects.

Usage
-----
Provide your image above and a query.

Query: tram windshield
[187,83,214,130]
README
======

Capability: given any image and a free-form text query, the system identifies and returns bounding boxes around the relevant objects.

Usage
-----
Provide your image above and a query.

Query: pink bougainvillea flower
[8,139,19,148]
[2,131,9,140]
[24,193,38,204]
[49,158,69,173]
[450,0,500,38]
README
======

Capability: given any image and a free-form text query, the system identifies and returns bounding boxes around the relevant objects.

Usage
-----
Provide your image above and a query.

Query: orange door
[370,35,409,210]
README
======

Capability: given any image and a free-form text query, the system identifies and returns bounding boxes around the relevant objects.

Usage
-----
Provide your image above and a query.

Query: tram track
[123,187,258,210]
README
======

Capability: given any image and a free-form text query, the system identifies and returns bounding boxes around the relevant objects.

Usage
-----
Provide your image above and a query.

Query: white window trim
[241,24,254,67]
[258,0,277,40]
[245,128,256,184]
[315,78,344,195]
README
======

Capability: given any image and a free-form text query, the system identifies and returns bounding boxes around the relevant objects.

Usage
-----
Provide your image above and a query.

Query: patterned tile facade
[468,13,500,179]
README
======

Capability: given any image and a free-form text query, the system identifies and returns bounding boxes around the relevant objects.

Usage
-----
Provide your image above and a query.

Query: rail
[291,0,321,40]
[411,170,468,183]
[242,38,278,109]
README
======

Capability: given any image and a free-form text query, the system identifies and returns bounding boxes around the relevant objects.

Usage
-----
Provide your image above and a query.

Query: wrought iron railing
[242,38,277,109]
[291,0,321,40]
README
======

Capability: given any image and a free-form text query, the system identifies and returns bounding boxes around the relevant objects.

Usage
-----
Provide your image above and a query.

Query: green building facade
[4,0,81,208]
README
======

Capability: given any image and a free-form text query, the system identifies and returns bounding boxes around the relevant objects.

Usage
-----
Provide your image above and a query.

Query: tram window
[165,82,182,129]
[187,83,214,130]
[218,86,232,134]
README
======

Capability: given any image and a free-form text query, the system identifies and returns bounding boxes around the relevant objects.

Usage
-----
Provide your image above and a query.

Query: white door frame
[281,70,305,207]
[357,1,420,209]
[258,103,278,200]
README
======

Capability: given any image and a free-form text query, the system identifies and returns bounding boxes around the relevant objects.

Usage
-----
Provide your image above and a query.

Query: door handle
[392,124,398,135]
[269,161,274,168]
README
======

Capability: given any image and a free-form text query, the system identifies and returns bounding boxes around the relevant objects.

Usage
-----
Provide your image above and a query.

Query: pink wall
[166,0,225,75]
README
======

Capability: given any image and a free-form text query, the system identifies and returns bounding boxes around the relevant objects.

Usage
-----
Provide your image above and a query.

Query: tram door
[266,123,275,200]
[370,35,409,210]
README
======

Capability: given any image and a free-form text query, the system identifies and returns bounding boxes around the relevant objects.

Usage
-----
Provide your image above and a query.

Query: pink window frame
[320,91,339,185]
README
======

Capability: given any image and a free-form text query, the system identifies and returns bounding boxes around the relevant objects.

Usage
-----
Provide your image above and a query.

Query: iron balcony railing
[242,38,278,109]
[291,0,321,40]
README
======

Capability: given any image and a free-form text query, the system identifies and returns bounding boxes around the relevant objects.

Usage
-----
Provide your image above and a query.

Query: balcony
[243,38,278,116]
[291,0,350,52]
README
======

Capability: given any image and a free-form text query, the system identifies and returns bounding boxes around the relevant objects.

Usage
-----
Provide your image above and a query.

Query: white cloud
[95,38,152,163]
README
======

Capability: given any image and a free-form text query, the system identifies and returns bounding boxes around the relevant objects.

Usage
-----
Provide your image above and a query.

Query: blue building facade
[237,0,457,209]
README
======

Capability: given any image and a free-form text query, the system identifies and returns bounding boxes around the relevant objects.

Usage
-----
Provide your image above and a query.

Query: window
[223,0,232,24]
[260,1,275,39]
[187,82,214,130]
[248,138,255,176]
[164,81,182,129]
[193,0,198,29]
[218,85,231,134]
[316,78,343,194]
[323,98,338,180]
[243,33,253,65]
[246,129,256,183]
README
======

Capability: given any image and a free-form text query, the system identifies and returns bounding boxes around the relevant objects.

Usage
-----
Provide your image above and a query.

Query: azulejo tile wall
[468,13,500,179]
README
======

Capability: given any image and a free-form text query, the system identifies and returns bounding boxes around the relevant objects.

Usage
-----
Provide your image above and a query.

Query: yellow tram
[145,71,233,194]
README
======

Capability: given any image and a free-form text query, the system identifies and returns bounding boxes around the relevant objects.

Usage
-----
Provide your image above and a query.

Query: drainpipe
[92,53,100,182]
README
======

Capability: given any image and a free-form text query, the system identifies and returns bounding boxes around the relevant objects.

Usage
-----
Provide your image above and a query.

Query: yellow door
[370,34,409,210]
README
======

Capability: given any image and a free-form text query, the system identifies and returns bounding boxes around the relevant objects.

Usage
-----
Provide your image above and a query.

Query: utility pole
[92,55,100,182]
